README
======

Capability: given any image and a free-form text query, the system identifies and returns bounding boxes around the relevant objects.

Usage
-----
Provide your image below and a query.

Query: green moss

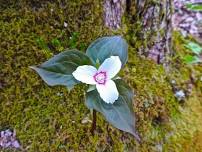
[160,31,202,152]
[0,1,130,151]
[0,1,202,151]
[121,52,179,148]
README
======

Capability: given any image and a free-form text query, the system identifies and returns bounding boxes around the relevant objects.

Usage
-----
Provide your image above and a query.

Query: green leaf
[186,3,202,11]
[183,55,201,64]
[87,85,96,92]
[185,42,202,55]
[86,36,128,67]
[31,49,92,88]
[85,79,140,140]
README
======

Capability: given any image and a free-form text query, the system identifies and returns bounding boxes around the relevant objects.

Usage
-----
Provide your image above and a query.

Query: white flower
[72,56,121,104]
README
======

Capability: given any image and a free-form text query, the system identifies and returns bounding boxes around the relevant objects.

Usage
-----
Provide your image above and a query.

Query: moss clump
[161,31,202,152]
[0,1,132,151]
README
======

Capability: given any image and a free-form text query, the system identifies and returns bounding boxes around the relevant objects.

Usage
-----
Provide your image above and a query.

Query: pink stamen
[93,71,107,85]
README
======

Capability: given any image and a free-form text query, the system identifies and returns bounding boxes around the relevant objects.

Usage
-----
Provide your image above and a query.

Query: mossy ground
[0,1,202,151]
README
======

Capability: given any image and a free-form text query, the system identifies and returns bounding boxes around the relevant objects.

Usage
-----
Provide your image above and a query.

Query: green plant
[186,3,202,11]
[51,38,64,52]
[35,37,53,58]
[31,36,140,141]
[183,41,202,64]
[68,32,79,49]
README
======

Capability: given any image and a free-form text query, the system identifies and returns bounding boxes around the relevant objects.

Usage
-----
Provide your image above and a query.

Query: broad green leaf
[86,36,128,67]
[85,79,140,140]
[183,55,201,64]
[31,49,92,88]
[185,42,202,55]
[186,3,202,11]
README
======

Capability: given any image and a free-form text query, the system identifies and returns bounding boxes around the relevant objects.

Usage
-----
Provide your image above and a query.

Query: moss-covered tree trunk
[104,0,172,66]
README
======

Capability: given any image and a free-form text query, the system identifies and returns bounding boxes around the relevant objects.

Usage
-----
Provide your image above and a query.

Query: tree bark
[104,0,126,29]
[104,0,172,66]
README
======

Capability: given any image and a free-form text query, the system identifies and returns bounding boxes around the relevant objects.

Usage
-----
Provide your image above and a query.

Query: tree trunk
[104,0,172,66]
[104,0,126,29]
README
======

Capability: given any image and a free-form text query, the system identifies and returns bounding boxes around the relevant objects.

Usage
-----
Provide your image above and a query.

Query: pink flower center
[93,71,107,85]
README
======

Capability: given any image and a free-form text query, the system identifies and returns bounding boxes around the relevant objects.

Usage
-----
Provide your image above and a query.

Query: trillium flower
[72,56,121,104]
[31,36,140,139]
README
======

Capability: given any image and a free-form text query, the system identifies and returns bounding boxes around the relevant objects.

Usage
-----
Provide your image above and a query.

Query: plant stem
[91,110,96,135]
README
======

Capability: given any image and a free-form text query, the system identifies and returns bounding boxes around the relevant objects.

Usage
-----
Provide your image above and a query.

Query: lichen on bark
[104,0,126,29]
[105,0,173,65]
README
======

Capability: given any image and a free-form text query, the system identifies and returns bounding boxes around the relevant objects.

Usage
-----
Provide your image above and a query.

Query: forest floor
[0,0,202,152]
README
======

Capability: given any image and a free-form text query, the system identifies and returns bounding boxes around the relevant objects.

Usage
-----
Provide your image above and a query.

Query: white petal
[98,56,121,79]
[72,65,97,84]
[96,80,119,104]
